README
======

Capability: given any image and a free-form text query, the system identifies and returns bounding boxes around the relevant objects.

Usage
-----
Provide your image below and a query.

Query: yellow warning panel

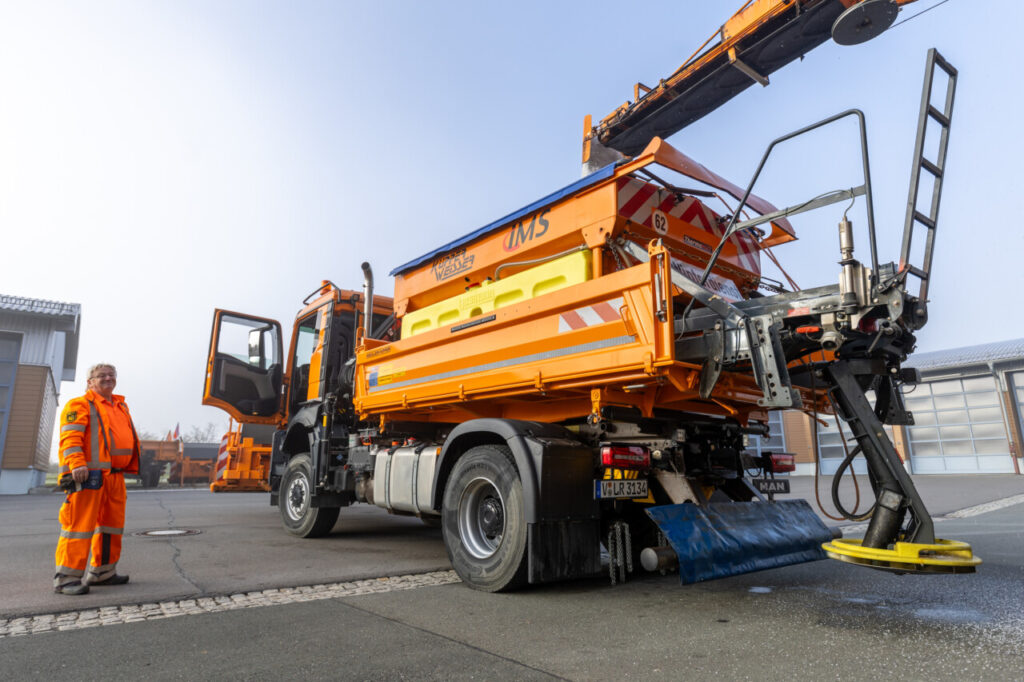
[401,250,592,338]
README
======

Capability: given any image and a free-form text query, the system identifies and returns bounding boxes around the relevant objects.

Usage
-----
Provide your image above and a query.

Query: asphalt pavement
[1,487,450,618]
[2,474,1023,680]
[3,474,1024,619]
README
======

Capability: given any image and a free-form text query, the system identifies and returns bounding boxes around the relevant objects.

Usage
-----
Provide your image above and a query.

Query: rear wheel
[442,444,527,592]
[279,454,339,538]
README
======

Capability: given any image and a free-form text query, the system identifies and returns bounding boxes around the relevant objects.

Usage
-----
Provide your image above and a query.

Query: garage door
[904,375,1014,474]
[815,412,876,476]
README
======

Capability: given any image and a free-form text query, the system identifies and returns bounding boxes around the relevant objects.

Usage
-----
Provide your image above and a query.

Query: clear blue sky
[1,1,1020,448]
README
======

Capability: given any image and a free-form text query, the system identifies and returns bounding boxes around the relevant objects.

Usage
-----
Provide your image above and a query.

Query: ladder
[899,48,958,303]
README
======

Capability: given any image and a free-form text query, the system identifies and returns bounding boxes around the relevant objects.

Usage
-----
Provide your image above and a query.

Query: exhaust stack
[361,262,374,338]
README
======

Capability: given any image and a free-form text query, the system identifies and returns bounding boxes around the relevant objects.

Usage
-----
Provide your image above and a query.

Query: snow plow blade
[646,500,835,584]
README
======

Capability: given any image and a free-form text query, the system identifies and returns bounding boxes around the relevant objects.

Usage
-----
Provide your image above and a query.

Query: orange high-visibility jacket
[59,390,140,475]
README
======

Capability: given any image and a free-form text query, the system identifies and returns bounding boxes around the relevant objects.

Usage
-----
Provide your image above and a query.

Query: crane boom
[583,0,918,166]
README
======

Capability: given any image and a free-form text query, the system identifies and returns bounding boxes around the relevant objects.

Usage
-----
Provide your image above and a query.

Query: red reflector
[858,317,878,333]
[601,445,650,470]
[770,453,795,473]
[796,325,821,334]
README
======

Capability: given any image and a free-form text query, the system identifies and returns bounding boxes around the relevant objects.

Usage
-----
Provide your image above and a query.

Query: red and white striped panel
[558,297,624,333]
[214,434,230,481]
[616,177,760,276]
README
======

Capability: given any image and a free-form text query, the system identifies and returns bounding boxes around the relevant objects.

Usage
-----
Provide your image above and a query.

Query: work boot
[87,574,130,586]
[54,581,90,595]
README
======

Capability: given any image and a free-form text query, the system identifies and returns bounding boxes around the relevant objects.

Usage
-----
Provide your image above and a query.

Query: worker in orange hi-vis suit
[53,363,139,595]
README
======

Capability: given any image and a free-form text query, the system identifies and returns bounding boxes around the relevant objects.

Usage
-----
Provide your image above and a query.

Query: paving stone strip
[0,571,461,638]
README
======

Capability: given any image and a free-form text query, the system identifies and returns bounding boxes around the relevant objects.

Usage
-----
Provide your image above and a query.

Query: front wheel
[279,454,339,538]
[442,444,527,592]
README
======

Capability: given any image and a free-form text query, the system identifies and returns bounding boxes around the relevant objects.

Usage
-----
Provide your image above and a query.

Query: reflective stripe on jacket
[59,390,140,475]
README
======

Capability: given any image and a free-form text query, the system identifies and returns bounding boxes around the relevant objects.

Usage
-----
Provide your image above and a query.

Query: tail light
[601,445,650,470]
[769,452,795,473]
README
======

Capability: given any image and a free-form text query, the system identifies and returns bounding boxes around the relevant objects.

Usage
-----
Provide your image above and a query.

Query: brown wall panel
[1000,388,1022,475]
[782,411,816,464]
[1,365,47,470]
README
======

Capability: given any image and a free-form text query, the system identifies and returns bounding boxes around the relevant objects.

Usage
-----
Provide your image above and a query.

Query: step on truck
[203,4,980,591]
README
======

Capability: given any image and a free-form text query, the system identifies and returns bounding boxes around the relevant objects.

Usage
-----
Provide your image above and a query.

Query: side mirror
[248,328,266,368]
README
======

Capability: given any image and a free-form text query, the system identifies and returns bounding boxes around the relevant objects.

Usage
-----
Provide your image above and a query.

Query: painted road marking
[942,493,1024,519]
[840,493,1024,535]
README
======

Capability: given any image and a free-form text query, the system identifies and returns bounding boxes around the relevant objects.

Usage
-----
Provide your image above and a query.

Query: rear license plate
[752,478,790,494]
[595,479,648,499]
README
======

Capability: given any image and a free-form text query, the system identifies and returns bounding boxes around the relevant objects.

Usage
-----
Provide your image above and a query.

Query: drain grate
[136,528,202,537]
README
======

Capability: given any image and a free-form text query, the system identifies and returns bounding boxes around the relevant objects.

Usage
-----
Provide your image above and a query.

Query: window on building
[0,332,21,467]
[750,410,786,454]
[813,391,894,474]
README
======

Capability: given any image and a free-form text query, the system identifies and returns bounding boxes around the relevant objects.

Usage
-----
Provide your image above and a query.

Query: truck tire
[279,454,339,538]
[141,467,160,488]
[442,444,528,592]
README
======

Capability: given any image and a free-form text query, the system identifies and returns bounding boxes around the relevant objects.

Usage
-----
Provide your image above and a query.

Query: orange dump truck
[203,3,978,590]
[204,121,978,591]
[138,440,221,487]
[167,442,219,486]
[137,440,182,488]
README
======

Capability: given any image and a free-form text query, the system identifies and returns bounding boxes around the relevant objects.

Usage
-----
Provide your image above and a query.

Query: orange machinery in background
[137,440,182,488]
[168,445,217,486]
[209,420,274,492]
[138,438,230,487]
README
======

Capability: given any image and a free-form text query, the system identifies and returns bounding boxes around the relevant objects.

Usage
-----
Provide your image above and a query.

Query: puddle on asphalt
[913,607,989,624]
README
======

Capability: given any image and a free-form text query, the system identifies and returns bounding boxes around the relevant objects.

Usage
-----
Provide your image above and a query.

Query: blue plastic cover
[389,163,618,277]
[646,499,831,584]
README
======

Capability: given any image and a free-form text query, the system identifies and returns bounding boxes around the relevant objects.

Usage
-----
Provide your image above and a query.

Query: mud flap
[646,500,833,584]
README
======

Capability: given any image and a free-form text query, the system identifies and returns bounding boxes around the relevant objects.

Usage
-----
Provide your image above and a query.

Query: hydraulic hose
[830,443,876,521]
[808,360,872,522]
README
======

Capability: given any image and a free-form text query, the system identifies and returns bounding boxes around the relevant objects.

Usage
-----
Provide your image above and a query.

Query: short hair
[87,363,117,382]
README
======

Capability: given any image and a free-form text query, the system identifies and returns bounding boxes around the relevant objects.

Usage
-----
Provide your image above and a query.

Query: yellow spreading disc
[822,538,982,574]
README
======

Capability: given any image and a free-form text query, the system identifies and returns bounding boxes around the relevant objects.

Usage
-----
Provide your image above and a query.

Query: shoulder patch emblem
[66,411,78,423]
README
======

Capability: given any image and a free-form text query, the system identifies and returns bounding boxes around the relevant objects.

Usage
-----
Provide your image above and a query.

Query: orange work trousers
[54,471,126,586]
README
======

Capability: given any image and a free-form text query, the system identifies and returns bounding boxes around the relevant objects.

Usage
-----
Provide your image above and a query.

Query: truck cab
[203,284,395,535]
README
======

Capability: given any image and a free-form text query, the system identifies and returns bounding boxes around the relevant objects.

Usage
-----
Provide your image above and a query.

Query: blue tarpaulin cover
[389,163,617,277]
[646,499,832,584]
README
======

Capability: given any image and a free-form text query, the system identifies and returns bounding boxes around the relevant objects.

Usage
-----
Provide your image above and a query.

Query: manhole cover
[136,528,202,537]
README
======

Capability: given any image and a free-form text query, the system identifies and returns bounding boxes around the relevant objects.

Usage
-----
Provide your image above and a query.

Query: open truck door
[203,310,284,425]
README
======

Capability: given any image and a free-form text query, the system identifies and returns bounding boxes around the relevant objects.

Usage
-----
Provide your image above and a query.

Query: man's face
[89,368,117,396]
